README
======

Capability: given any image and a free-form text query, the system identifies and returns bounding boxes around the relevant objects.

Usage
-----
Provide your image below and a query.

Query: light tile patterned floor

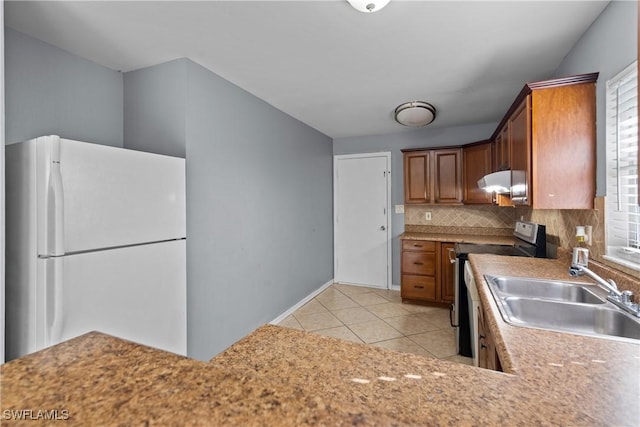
[277,283,473,366]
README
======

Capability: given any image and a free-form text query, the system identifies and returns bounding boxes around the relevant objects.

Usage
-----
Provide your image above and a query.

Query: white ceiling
[5,1,610,139]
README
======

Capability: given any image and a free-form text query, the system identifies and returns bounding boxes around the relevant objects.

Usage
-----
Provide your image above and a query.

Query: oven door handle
[449,303,457,327]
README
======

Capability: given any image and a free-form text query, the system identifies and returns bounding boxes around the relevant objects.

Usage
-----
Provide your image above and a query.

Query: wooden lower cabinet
[440,242,456,303]
[402,251,436,276]
[401,240,454,305]
[478,302,502,372]
[401,274,437,300]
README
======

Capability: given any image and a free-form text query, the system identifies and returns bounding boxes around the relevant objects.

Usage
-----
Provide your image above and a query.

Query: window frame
[604,60,639,271]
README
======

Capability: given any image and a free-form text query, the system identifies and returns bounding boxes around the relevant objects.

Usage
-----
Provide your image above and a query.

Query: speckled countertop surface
[400,232,517,245]
[1,332,390,426]
[468,254,640,426]
[2,257,639,426]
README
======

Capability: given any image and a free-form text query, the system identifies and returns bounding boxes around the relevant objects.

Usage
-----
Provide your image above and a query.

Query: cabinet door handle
[447,247,457,264]
[481,343,488,350]
[413,262,424,265]
[414,285,425,289]
[413,244,423,248]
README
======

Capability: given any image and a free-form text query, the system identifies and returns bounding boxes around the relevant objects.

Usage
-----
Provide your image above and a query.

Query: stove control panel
[514,221,539,244]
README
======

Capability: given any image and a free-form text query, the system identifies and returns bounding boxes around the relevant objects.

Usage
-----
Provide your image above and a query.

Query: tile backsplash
[403,197,640,282]
[405,205,515,229]
[515,199,603,259]
[518,198,640,290]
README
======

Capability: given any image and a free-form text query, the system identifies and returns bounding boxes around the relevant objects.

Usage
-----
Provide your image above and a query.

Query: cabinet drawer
[402,240,436,252]
[402,251,436,275]
[401,275,437,300]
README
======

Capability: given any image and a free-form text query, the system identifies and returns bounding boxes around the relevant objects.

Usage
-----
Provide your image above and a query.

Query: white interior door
[334,153,391,288]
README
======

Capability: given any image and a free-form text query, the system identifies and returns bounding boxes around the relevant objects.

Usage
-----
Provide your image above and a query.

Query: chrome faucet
[569,263,639,317]
[569,264,623,297]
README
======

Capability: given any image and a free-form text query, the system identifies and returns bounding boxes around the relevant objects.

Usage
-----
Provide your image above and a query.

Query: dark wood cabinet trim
[401,145,463,153]
[525,72,599,90]
[462,139,492,148]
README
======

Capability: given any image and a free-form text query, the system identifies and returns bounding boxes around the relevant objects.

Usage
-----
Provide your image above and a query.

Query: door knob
[380,225,386,231]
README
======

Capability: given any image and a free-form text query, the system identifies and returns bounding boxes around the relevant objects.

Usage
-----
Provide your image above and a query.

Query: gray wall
[4,29,123,146]
[552,0,638,196]
[333,122,498,286]
[5,28,333,361]
[124,59,334,361]
[124,60,187,158]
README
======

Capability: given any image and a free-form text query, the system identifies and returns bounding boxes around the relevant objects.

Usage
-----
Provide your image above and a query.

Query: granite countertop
[0,329,599,426]
[210,326,597,425]
[1,331,388,426]
[467,254,640,426]
[400,232,517,246]
[2,257,639,426]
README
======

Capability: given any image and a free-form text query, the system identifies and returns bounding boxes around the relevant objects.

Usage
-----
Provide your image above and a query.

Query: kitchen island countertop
[1,328,598,426]
[2,257,639,426]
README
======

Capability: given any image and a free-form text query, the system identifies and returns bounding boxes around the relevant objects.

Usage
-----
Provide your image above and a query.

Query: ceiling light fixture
[347,0,390,13]
[394,101,437,127]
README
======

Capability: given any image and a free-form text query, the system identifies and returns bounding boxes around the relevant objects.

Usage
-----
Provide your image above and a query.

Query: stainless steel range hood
[477,170,511,194]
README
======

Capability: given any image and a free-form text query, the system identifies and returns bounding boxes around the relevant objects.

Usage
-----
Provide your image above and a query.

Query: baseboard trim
[333,280,383,289]
[269,278,334,325]
[334,281,400,292]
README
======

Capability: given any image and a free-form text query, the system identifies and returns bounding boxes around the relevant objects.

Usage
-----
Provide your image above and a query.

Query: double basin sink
[485,275,640,342]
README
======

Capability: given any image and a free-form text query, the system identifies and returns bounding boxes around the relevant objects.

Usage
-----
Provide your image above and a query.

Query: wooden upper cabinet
[402,73,597,209]
[402,148,462,205]
[509,97,531,205]
[530,83,596,209]
[463,142,493,204]
[493,125,510,172]
[491,73,598,209]
[403,151,430,204]
[433,149,463,204]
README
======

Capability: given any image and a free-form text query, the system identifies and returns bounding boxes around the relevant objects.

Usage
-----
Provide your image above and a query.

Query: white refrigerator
[5,135,187,361]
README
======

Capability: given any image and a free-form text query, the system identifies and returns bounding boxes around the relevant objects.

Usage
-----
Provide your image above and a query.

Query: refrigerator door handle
[45,257,64,346]
[46,137,65,256]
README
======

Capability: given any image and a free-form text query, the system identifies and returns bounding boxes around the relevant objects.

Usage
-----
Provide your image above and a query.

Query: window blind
[605,61,639,269]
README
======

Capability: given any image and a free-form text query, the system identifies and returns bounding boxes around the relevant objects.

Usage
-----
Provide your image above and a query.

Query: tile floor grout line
[280,283,472,366]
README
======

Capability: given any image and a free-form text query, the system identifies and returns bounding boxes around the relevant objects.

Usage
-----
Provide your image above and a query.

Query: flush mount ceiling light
[347,0,390,13]
[394,101,437,127]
